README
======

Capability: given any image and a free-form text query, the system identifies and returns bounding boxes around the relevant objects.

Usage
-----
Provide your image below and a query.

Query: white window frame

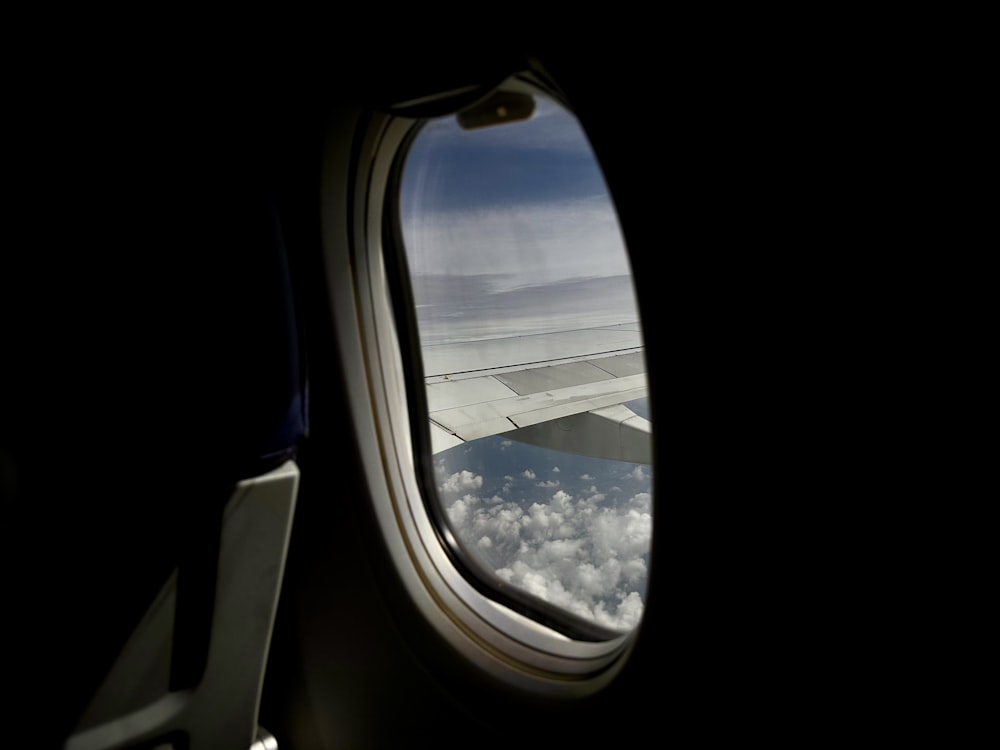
[320,81,643,695]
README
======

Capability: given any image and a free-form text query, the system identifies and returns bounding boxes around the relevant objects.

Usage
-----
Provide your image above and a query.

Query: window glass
[398,94,652,634]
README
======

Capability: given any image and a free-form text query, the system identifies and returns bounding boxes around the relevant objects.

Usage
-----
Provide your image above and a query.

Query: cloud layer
[436,453,652,632]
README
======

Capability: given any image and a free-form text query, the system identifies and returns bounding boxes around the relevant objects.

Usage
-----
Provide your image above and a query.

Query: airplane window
[396,93,652,636]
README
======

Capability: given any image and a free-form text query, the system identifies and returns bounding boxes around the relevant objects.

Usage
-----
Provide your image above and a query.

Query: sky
[399,94,653,633]
[401,96,633,289]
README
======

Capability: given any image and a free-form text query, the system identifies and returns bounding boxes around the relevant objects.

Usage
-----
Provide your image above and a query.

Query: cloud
[552,466,560,473]
[629,492,652,513]
[522,469,536,480]
[535,480,560,488]
[442,479,651,632]
[440,470,483,494]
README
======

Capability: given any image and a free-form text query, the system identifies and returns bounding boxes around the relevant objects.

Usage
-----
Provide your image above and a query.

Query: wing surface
[424,323,650,463]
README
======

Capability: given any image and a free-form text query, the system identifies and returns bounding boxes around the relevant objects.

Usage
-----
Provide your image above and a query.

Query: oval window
[395,91,652,637]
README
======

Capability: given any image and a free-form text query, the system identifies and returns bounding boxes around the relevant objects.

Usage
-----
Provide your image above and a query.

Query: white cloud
[580,474,593,481]
[630,465,648,482]
[629,492,652,513]
[535,480,560,488]
[552,466,560,473]
[440,470,483,494]
[522,469,536,480]
[591,508,652,561]
[444,474,650,632]
[447,497,471,528]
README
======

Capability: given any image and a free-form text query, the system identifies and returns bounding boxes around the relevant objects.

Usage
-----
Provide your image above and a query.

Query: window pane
[399,94,652,634]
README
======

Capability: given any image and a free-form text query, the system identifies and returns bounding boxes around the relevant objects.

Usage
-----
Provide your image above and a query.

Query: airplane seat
[51,181,308,750]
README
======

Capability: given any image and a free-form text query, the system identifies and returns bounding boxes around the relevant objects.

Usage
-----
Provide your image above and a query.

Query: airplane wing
[423,323,651,463]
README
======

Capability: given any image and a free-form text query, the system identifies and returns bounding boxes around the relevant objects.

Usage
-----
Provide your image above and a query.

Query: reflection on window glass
[399,94,652,633]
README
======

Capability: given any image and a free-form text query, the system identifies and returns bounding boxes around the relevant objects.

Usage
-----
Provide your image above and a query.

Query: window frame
[386,116,642,643]
[320,77,644,694]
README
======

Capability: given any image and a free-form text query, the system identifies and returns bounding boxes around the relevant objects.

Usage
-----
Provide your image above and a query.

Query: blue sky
[402,96,609,211]
[400,96,633,287]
